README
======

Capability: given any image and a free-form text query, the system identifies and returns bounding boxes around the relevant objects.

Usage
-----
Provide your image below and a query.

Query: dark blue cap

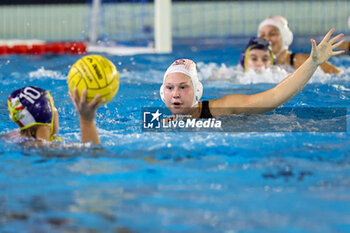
[8,86,53,130]
[239,37,273,69]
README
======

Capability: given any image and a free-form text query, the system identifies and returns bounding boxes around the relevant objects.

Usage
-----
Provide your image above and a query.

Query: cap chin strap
[7,97,51,131]
[47,92,62,142]
[50,135,62,142]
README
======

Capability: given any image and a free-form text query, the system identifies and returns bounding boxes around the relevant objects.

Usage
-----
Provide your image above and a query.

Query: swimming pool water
[0,40,349,232]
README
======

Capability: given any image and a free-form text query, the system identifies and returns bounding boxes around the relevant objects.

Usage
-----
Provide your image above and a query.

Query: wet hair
[20,125,39,138]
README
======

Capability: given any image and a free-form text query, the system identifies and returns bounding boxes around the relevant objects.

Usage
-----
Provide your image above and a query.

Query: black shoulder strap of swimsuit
[199,101,213,119]
[290,53,296,67]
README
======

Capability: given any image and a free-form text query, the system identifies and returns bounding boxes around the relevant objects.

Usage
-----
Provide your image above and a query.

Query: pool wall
[0,1,349,42]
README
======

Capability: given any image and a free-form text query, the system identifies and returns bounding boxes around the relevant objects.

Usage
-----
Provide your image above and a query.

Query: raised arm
[69,88,105,144]
[210,29,344,116]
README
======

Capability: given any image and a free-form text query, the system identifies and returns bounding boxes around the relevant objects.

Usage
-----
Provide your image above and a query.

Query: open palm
[310,28,344,65]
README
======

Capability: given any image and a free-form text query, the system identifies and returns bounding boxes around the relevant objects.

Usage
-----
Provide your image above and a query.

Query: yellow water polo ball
[67,55,119,104]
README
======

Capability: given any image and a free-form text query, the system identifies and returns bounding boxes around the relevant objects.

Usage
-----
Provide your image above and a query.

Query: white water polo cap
[160,59,203,107]
[258,16,293,56]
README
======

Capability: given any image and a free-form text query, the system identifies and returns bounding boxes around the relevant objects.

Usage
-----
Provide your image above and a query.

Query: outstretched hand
[310,28,345,65]
[69,88,105,122]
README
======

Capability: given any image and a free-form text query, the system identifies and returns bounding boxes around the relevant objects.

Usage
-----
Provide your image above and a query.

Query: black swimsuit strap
[199,101,213,119]
[290,52,296,67]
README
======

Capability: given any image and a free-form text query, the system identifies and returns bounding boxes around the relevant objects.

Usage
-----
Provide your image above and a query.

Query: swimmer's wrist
[79,118,95,125]
[306,57,319,67]
[78,112,96,123]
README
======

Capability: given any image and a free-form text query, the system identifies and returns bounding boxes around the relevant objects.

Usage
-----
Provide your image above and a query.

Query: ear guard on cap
[8,86,61,142]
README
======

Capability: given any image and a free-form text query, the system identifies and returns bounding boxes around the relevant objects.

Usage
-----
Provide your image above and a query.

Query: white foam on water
[28,67,66,80]
[197,62,349,85]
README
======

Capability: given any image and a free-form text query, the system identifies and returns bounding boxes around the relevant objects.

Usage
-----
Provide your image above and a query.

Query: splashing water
[0,42,349,233]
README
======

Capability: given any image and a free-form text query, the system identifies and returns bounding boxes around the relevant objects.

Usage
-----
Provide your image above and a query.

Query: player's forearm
[269,57,318,107]
[80,119,100,144]
[214,58,317,113]
[320,62,342,74]
[294,53,341,74]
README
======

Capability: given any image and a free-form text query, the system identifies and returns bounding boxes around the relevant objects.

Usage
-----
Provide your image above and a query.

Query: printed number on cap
[19,87,41,104]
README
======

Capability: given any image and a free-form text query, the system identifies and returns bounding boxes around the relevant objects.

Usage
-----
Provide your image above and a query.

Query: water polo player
[8,86,104,144]
[239,37,274,73]
[160,29,344,118]
[257,16,343,74]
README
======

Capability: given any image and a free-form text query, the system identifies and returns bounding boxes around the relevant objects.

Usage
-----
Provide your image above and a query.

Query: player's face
[258,25,283,55]
[163,73,194,115]
[246,49,272,72]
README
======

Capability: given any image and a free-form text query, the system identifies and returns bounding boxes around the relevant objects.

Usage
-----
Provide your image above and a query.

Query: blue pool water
[0,40,350,232]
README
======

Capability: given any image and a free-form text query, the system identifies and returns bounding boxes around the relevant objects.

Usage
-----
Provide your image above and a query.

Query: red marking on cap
[15,105,24,111]
[16,120,24,128]
[175,59,186,64]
